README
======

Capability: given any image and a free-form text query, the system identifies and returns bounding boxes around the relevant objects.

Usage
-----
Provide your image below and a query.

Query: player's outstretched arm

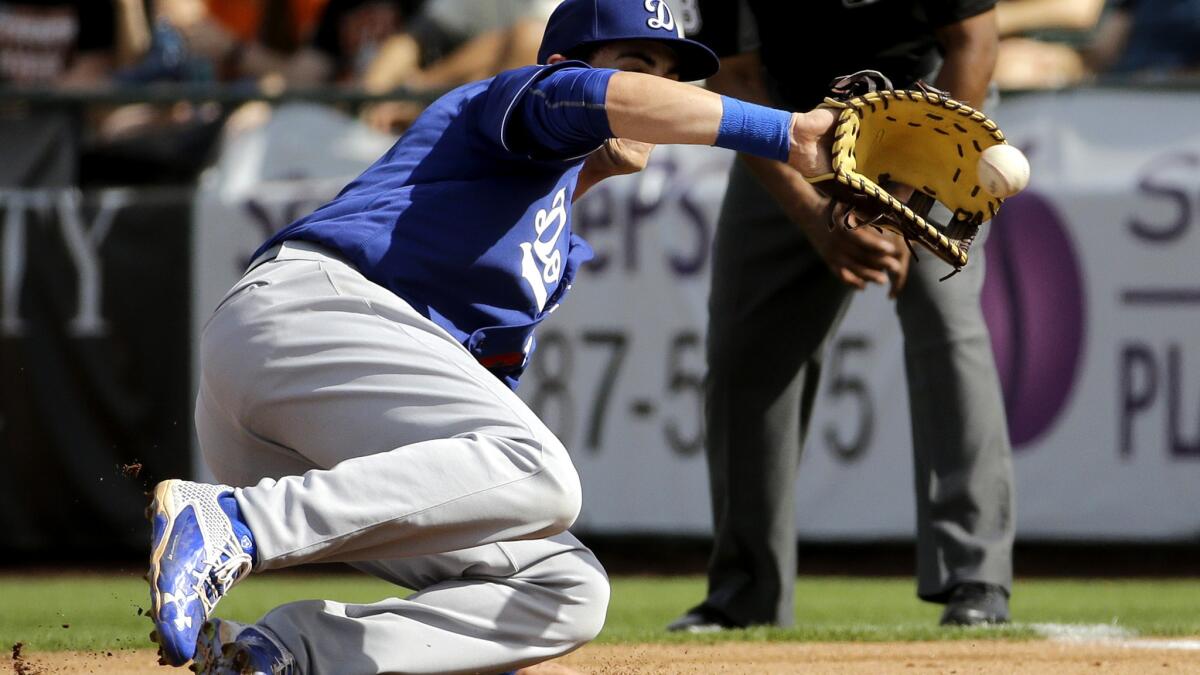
[512,65,832,178]
[602,71,838,181]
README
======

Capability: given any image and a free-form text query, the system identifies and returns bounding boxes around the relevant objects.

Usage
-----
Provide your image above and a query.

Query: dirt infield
[563,641,1200,674]
[14,641,1199,674]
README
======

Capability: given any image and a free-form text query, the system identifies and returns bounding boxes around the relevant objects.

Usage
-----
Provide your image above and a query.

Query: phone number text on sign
[525,328,705,457]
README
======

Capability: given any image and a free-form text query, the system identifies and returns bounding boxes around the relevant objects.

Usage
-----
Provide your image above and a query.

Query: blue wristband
[714,95,792,162]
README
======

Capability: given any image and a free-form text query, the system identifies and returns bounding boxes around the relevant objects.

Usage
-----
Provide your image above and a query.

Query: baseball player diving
[147,0,850,673]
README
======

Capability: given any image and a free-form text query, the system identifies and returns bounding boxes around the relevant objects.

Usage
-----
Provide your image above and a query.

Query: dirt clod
[12,642,41,675]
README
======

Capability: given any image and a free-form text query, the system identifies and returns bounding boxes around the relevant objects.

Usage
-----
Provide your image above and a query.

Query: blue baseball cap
[538,0,720,82]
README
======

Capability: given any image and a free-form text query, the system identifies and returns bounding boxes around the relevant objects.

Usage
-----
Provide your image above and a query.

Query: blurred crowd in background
[1,0,1198,186]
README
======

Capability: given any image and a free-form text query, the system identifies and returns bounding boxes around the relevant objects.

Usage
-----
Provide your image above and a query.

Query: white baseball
[977,144,1030,198]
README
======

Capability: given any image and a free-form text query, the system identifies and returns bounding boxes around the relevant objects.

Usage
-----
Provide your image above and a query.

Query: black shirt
[691,0,995,109]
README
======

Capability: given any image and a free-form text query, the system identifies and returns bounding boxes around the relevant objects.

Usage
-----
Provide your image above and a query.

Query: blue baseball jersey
[256,62,616,389]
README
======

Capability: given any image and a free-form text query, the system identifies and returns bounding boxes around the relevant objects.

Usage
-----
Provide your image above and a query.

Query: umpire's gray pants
[702,160,1015,626]
[196,241,608,674]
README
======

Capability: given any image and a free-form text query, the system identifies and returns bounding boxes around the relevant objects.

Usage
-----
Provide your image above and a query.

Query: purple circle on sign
[981,191,1086,448]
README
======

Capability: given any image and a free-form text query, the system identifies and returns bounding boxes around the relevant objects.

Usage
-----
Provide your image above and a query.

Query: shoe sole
[192,619,244,674]
[940,608,1011,627]
[941,617,1010,627]
[191,620,221,674]
[146,479,188,666]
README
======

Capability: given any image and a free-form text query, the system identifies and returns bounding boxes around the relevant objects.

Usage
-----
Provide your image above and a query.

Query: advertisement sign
[517,90,1200,540]
[0,187,193,556]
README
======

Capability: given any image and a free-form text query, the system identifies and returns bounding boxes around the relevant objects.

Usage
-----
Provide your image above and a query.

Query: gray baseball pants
[702,160,1016,626]
[195,241,609,674]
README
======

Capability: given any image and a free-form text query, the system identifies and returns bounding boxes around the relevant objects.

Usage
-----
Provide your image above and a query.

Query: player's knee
[555,550,610,648]
[488,431,579,535]
[538,438,582,533]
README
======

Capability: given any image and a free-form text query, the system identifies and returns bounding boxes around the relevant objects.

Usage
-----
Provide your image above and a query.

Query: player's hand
[785,108,838,181]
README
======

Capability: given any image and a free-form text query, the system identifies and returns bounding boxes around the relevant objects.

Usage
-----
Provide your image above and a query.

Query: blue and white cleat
[193,618,296,675]
[147,480,254,666]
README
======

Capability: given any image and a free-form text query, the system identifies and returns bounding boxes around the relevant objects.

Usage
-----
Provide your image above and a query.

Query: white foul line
[1030,623,1200,651]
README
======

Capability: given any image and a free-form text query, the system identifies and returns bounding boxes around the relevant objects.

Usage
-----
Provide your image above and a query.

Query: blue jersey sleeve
[478,62,616,161]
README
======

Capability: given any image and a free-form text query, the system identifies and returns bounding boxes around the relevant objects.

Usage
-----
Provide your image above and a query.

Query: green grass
[598,577,1200,643]
[3,574,1199,652]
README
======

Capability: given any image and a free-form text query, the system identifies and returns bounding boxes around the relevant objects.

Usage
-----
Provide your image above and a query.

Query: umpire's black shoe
[666,605,741,633]
[939,583,1011,626]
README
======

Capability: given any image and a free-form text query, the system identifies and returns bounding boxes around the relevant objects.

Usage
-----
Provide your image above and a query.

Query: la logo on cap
[644,0,683,37]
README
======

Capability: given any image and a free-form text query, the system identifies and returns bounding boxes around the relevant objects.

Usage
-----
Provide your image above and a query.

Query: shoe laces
[192,538,252,617]
[268,652,296,675]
